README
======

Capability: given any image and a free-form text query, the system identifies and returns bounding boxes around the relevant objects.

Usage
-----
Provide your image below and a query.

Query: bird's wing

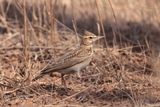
[32,48,92,81]
[40,50,91,75]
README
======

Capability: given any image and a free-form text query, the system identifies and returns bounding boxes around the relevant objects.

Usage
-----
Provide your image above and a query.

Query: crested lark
[32,31,103,85]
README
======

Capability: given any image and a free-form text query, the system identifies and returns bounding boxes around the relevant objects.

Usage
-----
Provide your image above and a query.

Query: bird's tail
[32,73,44,81]
[32,66,53,81]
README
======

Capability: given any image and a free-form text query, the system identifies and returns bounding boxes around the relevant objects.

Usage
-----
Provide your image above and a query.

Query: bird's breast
[60,57,92,74]
[70,57,92,71]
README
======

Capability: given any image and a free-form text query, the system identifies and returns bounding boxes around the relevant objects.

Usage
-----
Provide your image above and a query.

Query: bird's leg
[77,70,82,78]
[61,74,66,86]
[77,70,83,83]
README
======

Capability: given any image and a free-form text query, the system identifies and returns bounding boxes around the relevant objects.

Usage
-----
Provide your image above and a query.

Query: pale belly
[60,57,92,74]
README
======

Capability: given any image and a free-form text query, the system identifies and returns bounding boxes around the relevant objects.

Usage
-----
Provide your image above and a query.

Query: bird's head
[80,31,104,45]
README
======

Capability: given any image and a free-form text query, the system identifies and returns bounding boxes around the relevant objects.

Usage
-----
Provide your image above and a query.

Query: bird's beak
[94,36,104,41]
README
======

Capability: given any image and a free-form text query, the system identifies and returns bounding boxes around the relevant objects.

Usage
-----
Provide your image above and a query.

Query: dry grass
[0,0,160,107]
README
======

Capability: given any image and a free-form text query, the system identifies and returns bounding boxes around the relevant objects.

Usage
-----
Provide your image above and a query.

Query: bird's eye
[89,37,92,39]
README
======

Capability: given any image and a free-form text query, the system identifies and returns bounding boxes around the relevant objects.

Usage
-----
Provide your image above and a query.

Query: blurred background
[0,0,160,47]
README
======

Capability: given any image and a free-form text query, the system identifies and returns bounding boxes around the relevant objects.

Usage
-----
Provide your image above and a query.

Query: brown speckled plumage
[32,31,103,85]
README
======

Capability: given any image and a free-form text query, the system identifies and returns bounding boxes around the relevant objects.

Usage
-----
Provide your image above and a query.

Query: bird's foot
[77,71,82,79]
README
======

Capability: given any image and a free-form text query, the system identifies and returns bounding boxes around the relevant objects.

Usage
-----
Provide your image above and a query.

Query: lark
[32,31,103,85]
